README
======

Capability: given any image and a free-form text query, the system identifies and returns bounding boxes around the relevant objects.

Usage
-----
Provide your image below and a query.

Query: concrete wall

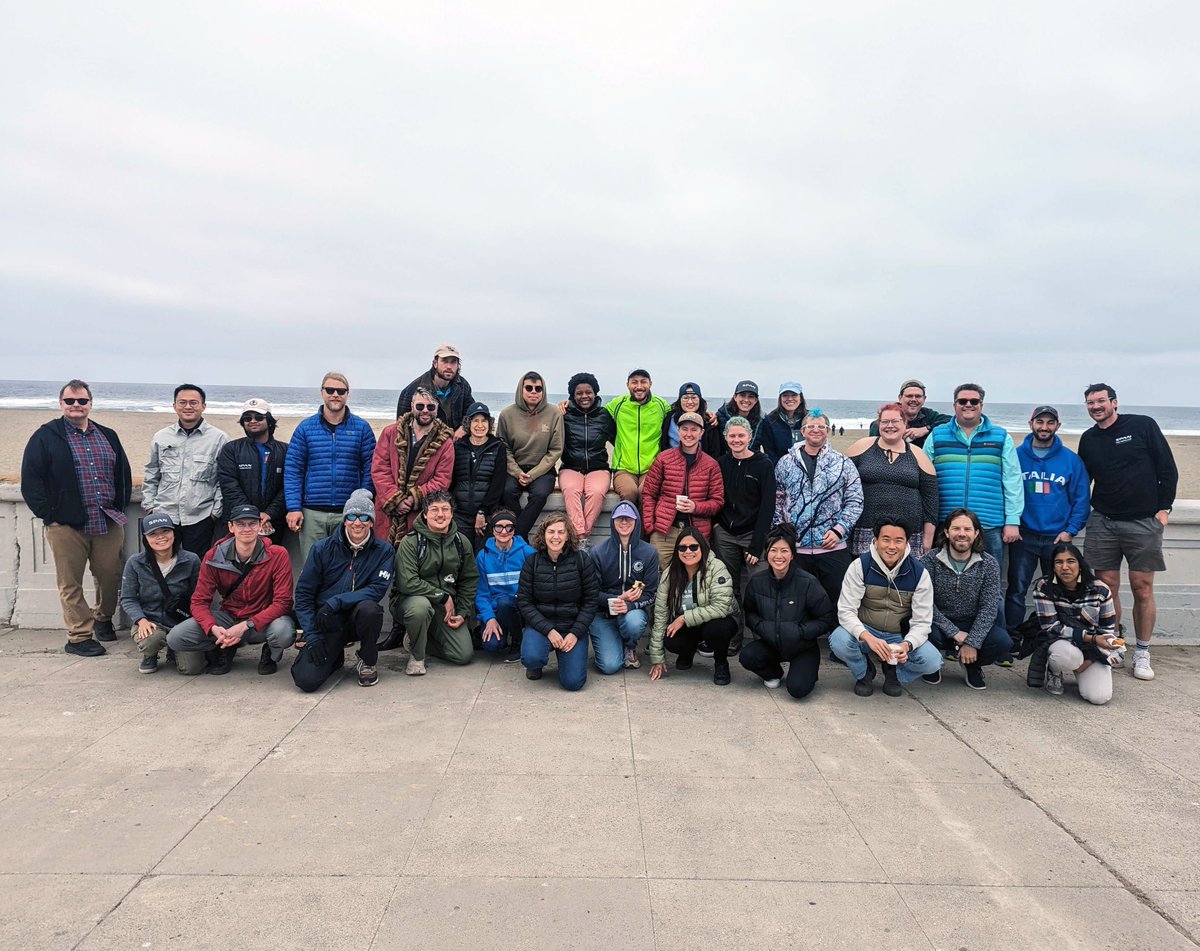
[1,485,1196,642]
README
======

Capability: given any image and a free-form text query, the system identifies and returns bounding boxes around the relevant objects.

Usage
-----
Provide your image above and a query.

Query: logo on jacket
[443,573,457,585]
[633,560,644,571]
[379,569,391,580]
[1024,471,1066,492]
[1115,435,1132,445]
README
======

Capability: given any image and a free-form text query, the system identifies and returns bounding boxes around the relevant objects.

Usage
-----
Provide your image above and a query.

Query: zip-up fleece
[1016,434,1091,536]
[475,535,535,624]
[920,547,1001,649]
[496,372,564,479]
[191,537,294,634]
[587,507,660,613]
[293,529,395,633]
[837,545,933,650]
[607,393,672,476]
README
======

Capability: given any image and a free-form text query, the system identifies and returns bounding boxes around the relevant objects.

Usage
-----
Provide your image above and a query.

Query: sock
[1136,640,1151,652]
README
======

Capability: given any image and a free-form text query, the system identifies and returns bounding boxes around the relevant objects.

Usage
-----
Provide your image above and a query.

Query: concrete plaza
[1,626,1198,950]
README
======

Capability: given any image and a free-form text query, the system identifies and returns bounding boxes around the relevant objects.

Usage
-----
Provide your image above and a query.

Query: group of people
[20,347,1178,705]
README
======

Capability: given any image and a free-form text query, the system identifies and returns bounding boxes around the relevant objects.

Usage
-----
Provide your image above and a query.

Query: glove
[315,607,340,632]
[303,634,329,667]
[324,596,343,615]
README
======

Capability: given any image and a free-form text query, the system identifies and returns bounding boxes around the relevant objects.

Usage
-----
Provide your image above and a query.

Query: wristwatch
[245,619,257,633]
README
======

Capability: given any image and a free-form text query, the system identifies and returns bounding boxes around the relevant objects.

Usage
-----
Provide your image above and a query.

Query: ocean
[3,379,1199,436]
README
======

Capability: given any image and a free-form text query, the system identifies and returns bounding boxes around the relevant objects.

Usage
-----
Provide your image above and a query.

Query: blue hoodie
[587,505,660,614]
[474,534,536,624]
[1015,433,1091,536]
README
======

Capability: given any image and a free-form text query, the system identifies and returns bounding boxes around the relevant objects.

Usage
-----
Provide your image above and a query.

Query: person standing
[714,380,765,457]
[496,371,564,539]
[1077,384,1178,681]
[451,402,508,551]
[606,369,672,504]
[868,379,951,447]
[21,379,132,656]
[660,382,722,457]
[142,384,229,557]
[217,398,288,542]
[1005,405,1091,630]
[559,372,616,540]
[760,381,808,464]
[396,343,475,436]
[284,372,377,560]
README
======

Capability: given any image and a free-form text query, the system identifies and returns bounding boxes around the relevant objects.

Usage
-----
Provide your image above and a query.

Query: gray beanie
[343,488,375,520]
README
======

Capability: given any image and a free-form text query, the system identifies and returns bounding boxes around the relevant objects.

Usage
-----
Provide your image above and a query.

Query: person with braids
[648,527,739,686]
[558,372,616,540]
[773,409,864,608]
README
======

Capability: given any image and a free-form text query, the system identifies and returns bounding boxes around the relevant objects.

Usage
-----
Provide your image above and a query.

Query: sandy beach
[2,408,1198,498]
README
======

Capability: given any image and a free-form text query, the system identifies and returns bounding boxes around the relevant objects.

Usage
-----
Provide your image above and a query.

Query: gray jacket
[142,420,229,525]
[119,549,201,627]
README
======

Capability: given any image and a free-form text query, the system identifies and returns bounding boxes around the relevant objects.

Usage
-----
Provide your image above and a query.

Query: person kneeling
[517,513,599,691]
[739,524,836,698]
[293,490,395,691]
[393,491,479,676]
[166,504,296,676]
[1034,543,1122,705]
[648,528,738,686]
[588,501,659,673]
[829,516,942,697]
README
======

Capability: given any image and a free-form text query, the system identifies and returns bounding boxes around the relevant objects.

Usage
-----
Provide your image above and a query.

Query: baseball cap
[229,504,261,522]
[612,501,639,521]
[240,397,271,416]
[1030,405,1059,421]
[433,343,461,359]
[141,512,175,535]
[678,412,705,428]
[465,401,491,420]
[778,381,803,396]
[734,380,759,396]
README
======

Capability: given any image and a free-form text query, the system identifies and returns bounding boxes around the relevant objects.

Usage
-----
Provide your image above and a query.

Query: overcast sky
[2,1,1197,405]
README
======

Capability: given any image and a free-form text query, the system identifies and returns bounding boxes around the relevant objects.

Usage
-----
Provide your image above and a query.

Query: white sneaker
[1045,669,1064,695]
[405,657,426,676]
[1132,651,1155,681]
[763,677,782,689]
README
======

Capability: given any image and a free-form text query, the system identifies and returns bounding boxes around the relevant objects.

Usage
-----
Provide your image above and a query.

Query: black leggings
[739,640,821,699]
[664,615,738,663]
[794,548,854,611]
[293,601,383,693]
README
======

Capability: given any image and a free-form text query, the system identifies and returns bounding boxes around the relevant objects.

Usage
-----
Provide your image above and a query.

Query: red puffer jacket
[641,447,725,538]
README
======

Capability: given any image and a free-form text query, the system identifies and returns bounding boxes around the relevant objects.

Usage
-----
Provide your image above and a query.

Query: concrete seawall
[1,485,1197,642]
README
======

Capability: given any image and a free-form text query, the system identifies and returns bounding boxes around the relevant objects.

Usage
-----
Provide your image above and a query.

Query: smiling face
[875,524,908,567]
[678,421,703,451]
[321,377,348,414]
[900,386,926,419]
[627,375,651,402]
[411,397,438,427]
[229,517,260,546]
[425,501,454,534]
[766,538,793,576]
[954,389,983,428]
[679,390,701,412]
[734,391,758,415]
[675,534,703,569]
[573,383,596,411]
[1086,391,1117,426]
[544,520,569,555]
[1030,413,1060,444]
[613,515,636,541]
[240,412,268,438]
[174,389,204,427]
[145,527,175,555]
[344,516,373,545]
[469,413,491,439]
[1053,551,1081,588]
[491,518,515,548]
[59,385,92,426]
[433,355,460,384]
[946,514,978,556]
[779,391,802,414]
[724,425,750,456]
[802,416,829,451]
[877,410,904,441]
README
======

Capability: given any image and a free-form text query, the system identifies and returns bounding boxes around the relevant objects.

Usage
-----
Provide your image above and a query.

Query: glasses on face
[676,543,701,553]
[427,506,453,518]
[324,387,348,396]
[344,514,372,523]
[956,398,981,406]
[524,384,543,393]
[62,397,90,406]
[175,399,202,408]
[879,418,903,427]
[242,413,266,422]
[802,425,828,433]
[413,403,437,411]
[493,523,515,534]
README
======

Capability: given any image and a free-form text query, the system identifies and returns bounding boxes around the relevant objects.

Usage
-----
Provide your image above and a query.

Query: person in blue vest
[925,383,1023,568]
[1004,405,1091,631]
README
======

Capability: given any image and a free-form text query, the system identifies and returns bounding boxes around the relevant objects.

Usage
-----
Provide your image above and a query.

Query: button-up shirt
[64,419,128,535]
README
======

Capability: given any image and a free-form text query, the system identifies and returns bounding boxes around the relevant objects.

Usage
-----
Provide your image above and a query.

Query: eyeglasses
[523,384,543,393]
[676,543,701,553]
[175,399,202,407]
[413,403,437,411]
[878,418,903,426]
[344,514,373,523]
[324,387,348,396]
[242,413,266,422]
[62,397,90,406]
[493,524,515,534]
[956,398,981,406]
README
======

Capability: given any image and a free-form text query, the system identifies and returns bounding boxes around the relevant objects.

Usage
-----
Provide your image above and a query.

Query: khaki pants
[398,595,473,665]
[45,519,125,642]
[299,508,344,562]
[612,471,648,506]
[649,528,682,578]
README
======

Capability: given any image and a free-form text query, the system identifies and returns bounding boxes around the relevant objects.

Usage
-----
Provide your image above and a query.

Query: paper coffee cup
[608,598,623,613]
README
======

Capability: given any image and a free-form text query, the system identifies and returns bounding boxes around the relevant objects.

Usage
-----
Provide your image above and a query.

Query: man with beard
[396,343,475,437]
[372,387,455,544]
[606,369,672,505]
[218,398,288,541]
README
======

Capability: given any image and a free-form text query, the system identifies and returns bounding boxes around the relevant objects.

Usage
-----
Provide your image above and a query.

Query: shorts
[1083,512,1166,573]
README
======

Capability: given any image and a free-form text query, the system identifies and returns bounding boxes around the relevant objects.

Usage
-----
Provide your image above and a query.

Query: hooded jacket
[773,443,864,550]
[217,435,289,524]
[743,564,836,658]
[394,515,480,623]
[1015,433,1091,536]
[920,547,1002,649]
[496,373,564,479]
[119,548,201,627]
[641,446,724,538]
[21,418,132,528]
[293,527,395,634]
[371,413,455,540]
[396,368,475,431]
[284,408,376,511]
[190,536,294,634]
[475,534,536,623]
[452,434,508,523]
[587,508,660,613]
[517,547,600,636]
[606,392,672,476]
[648,552,736,665]
[837,544,933,650]
[561,399,616,473]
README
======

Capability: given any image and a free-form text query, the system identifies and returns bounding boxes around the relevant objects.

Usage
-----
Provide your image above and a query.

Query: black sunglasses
[524,384,543,393]
[676,543,701,553]
[493,523,515,533]
[62,397,91,406]
[413,402,437,411]
[241,413,266,422]
[324,387,348,396]
[956,398,981,406]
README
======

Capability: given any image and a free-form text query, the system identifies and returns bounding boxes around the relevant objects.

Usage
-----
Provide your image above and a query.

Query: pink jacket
[370,419,455,540]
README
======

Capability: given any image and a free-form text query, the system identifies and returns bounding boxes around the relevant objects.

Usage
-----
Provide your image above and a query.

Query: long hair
[773,392,808,421]
[670,383,708,420]
[763,523,797,568]
[665,527,710,614]
[724,393,762,424]
[1044,542,1097,597]
[933,508,985,553]
[530,512,580,555]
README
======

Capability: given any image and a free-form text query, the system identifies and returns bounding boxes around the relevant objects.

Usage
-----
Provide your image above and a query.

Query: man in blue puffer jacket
[284,371,377,560]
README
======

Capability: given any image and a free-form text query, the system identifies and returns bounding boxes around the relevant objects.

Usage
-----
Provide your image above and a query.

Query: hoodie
[837,544,933,650]
[587,507,660,613]
[495,372,564,479]
[475,534,536,623]
[1016,433,1091,536]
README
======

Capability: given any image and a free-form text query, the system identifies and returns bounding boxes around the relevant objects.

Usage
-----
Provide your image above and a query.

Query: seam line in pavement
[625,671,660,951]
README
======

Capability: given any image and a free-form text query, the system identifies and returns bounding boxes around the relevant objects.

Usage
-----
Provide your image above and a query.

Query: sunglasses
[493,523,515,533]
[241,413,266,422]
[323,387,348,396]
[62,397,91,406]
[956,398,981,406]
[344,513,373,523]
[523,384,543,393]
[413,402,437,411]
[676,543,701,553]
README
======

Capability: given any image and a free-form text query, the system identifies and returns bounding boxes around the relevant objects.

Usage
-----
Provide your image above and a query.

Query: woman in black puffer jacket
[517,513,601,691]
[451,402,508,551]
[559,372,616,540]
[739,523,837,698]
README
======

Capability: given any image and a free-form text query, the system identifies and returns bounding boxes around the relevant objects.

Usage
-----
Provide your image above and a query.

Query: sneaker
[674,654,694,671]
[964,663,986,690]
[139,653,159,674]
[623,647,641,669]
[257,644,278,676]
[1045,669,1065,695]
[207,646,236,675]
[93,619,117,642]
[713,658,731,686]
[356,657,379,687]
[503,645,522,664]
[696,642,714,658]
[993,656,1014,668]
[65,638,106,657]
[853,656,877,697]
[405,657,427,676]
[1132,651,1154,681]
[882,662,902,697]
[525,667,543,680]
[922,670,941,685]
[763,677,782,689]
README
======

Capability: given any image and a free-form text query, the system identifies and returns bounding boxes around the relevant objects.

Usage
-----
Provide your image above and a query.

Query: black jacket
[561,401,616,473]
[717,452,776,554]
[21,418,132,528]
[451,435,507,519]
[517,549,600,637]
[397,370,474,431]
[217,436,289,523]
[743,565,836,658]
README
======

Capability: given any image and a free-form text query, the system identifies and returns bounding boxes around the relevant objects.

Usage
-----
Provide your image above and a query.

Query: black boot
[257,643,277,675]
[207,645,237,675]
[882,662,902,697]
[713,656,731,686]
[853,656,876,696]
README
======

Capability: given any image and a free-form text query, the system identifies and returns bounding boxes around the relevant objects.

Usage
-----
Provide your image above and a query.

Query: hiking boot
[882,662,902,697]
[964,663,986,690]
[674,654,694,671]
[853,656,876,696]
[623,647,641,669]
[93,619,117,642]
[1045,669,1065,695]
[713,658,731,686]
[357,656,379,687]
[65,638,106,657]
[1132,651,1154,681]
[405,657,426,676]
[696,642,714,658]
[207,646,236,675]
[139,653,159,674]
[525,667,543,681]
[257,644,277,675]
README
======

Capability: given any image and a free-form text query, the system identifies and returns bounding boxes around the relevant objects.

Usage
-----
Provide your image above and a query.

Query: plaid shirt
[64,419,128,535]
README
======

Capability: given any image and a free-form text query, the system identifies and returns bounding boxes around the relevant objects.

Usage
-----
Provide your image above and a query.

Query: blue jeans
[521,626,588,691]
[927,620,1014,667]
[482,601,523,653]
[829,625,943,685]
[1004,531,1057,630]
[981,527,1004,569]
[589,609,648,674]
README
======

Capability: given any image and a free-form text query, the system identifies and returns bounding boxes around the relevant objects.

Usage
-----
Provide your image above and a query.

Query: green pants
[299,509,345,562]
[134,625,207,675]
[399,596,473,665]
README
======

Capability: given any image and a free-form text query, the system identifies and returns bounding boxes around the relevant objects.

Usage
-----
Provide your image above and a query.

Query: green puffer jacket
[648,553,736,665]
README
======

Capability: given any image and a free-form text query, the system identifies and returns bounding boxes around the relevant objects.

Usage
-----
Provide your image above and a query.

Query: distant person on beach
[760,381,807,464]
[121,512,202,674]
[292,490,395,691]
[1005,405,1090,631]
[284,372,377,560]
[21,379,132,656]
[396,343,474,436]
[714,380,764,457]
[847,403,938,557]
[1078,384,1178,682]
[371,386,454,544]
[451,402,508,551]
[142,384,229,557]
[559,372,616,539]
[925,383,1022,568]
[217,398,288,542]
[497,370,563,539]
[660,382,721,456]
[869,379,951,447]
[606,369,672,505]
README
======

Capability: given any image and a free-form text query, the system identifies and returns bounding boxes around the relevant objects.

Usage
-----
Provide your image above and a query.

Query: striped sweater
[1032,576,1116,652]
